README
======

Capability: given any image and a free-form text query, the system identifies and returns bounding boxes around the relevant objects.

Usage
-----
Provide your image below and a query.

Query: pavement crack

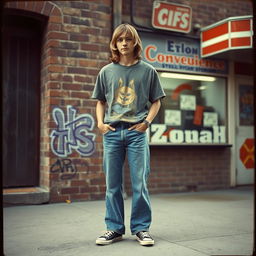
[153,235,209,256]
[172,232,252,243]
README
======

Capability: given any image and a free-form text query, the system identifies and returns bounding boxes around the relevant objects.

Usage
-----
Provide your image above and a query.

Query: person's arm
[128,99,161,132]
[145,99,161,123]
[96,100,115,134]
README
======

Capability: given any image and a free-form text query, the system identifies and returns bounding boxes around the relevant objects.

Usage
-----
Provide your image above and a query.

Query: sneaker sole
[136,237,154,246]
[96,236,123,245]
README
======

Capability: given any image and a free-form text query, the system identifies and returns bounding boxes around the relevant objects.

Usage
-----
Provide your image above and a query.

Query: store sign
[152,1,192,33]
[148,125,226,144]
[140,31,228,75]
[201,16,253,58]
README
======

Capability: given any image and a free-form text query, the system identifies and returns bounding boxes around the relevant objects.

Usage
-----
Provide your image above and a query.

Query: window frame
[147,70,231,147]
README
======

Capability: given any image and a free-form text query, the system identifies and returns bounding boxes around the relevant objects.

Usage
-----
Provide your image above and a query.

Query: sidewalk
[3,187,254,256]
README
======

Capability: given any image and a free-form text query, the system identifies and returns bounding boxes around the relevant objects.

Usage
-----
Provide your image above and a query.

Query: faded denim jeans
[103,122,151,235]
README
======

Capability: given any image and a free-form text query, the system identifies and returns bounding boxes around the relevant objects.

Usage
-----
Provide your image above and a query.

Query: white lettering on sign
[152,1,192,33]
[170,129,184,143]
[150,124,226,144]
[213,126,226,143]
[151,124,167,143]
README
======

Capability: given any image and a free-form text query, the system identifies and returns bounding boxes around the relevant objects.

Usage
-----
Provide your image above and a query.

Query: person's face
[116,32,135,57]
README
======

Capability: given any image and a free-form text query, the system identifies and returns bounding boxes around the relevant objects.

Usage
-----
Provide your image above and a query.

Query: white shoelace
[139,231,152,239]
[103,231,115,238]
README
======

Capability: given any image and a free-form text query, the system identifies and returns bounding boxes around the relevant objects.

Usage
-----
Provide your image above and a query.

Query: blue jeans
[103,122,151,235]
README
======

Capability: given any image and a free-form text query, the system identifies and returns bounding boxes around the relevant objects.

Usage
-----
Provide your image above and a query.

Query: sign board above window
[152,1,192,33]
[139,31,228,75]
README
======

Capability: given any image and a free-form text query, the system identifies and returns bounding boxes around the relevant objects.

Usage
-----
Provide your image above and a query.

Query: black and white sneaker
[96,231,123,245]
[136,231,154,246]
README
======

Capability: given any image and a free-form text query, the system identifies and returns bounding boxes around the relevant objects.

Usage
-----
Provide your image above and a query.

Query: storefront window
[149,72,227,145]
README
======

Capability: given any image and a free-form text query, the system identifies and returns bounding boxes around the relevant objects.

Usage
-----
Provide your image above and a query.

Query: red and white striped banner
[201,16,253,58]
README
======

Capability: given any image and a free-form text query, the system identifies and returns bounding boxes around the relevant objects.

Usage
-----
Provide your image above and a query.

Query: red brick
[44,56,60,65]
[48,48,67,58]
[91,178,105,185]
[49,90,69,97]
[62,99,81,106]
[62,83,83,91]
[74,75,87,83]
[48,16,62,24]
[79,60,98,68]
[47,82,61,89]
[62,75,73,82]
[46,39,60,48]
[61,187,79,195]
[71,180,87,186]
[49,98,61,105]
[48,65,65,73]
[67,67,86,74]
[81,43,100,52]
[71,91,90,99]
[70,33,89,42]
[48,32,68,40]
[47,23,61,32]
[80,186,99,193]
[87,69,99,76]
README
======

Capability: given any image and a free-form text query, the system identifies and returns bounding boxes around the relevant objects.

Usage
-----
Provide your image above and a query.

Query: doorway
[235,77,254,185]
[2,11,43,187]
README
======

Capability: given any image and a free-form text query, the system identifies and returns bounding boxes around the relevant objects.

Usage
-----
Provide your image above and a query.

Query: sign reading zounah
[152,1,192,33]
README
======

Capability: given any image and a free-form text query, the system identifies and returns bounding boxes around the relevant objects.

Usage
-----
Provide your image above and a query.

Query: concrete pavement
[3,187,254,256]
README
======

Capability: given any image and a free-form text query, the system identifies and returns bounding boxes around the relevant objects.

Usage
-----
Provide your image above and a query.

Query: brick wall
[43,0,111,202]
[124,147,231,195]
[4,0,252,202]
[4,0,112,202]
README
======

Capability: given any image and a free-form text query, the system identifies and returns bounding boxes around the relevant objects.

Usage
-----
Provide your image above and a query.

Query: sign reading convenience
[140,31,228,75]
[152,1,192,33]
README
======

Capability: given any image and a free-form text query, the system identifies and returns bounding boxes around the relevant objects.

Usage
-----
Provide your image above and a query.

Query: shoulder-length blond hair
[110,23,142,63]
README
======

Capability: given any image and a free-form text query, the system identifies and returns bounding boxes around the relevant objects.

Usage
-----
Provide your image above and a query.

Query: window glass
[149,72,227,144]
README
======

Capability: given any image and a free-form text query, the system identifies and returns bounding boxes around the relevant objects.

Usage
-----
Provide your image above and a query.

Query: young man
[92,23,165,246]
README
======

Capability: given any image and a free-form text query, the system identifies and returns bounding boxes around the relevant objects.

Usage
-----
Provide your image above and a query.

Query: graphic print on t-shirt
[111,78,137,120]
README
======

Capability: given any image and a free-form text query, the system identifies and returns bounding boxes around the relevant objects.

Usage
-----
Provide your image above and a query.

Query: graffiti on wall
[50,158,90,180]
[50,105,96,157]
[50,158,78,180]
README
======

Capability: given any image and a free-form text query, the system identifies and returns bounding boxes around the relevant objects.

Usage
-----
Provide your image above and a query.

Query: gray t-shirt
[91,60,166,124]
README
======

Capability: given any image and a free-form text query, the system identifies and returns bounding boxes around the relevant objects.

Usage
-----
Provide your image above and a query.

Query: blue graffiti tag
[50,105,96,157]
